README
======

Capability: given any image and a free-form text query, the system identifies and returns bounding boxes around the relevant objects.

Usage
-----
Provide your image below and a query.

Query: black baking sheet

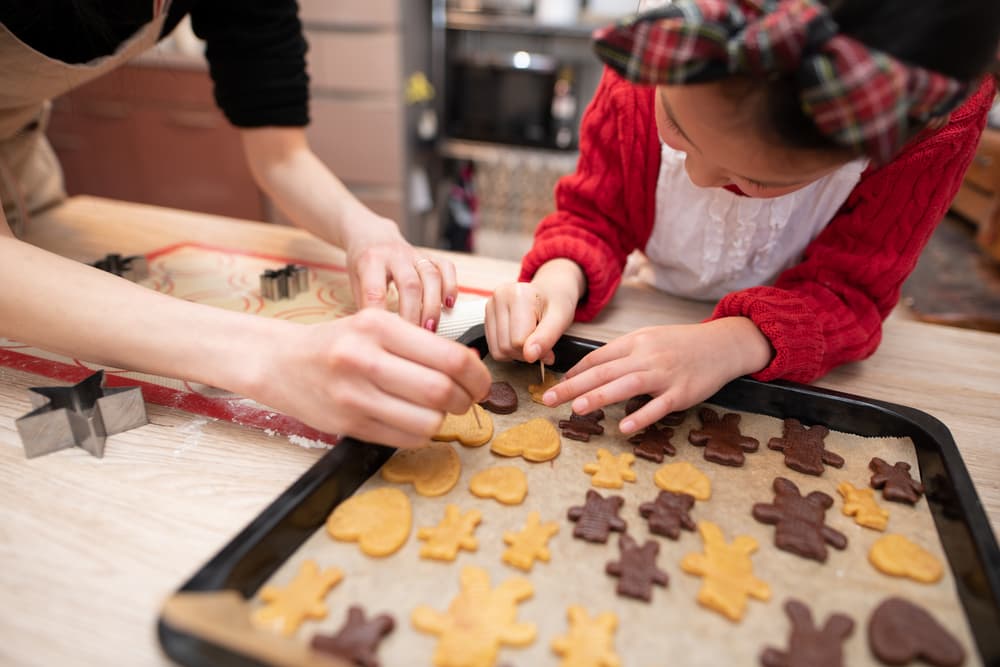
[158,326,1000,666]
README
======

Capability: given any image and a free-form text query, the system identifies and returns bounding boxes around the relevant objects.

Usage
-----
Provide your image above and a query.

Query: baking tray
[158,326,1000,666]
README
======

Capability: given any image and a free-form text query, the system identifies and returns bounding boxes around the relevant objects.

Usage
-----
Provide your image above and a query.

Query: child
[485,0,1000,434]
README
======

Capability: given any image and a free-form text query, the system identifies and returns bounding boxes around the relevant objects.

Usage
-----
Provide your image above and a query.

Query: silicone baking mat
[0,243,490,445]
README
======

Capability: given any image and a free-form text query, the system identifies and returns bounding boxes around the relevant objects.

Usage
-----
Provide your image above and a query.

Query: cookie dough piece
[470,466,528,505]
[326,487,412,557]
[688,407,760,467]
[760,599,854,667]
[502,511,559,572]
[767,419,844,476]
[491,418,561,462]
[837,482,889,531]
[254,560,343,637]
[310,606,395,667]
[869,534,943,584]
[567,489,627,543]
[681,521,771,622]
[605,534,669,602]
[639,490,696,540]
[654,461,712,501]
[528,374,559,404]
[381,442,461,497]
[412,566,536,667]
[583,449,637,489]
[417,504,482,561]
[433,405,493,447]
[627,424,675,463]
[867,597,965,667]
[551,606,621,667]
[558,411,605,442]
[480,381,518,414]
[869,457,925,505]
[752,477,848,563]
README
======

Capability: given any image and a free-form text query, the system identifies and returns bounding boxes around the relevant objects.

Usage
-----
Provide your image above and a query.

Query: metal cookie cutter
[260,264,309,300]
[15,371,149,459]
[91,253,150,282]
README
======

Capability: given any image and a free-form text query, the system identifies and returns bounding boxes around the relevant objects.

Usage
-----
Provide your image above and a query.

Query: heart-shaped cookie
[381,442,461,497]
[326,487,412,557]
[868,597,964,667]
[491,418,561,462]
[469,466,528,505]
[433,404,493,447]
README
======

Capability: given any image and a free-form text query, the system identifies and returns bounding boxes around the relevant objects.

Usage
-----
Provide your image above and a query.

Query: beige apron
[0,1,171,236]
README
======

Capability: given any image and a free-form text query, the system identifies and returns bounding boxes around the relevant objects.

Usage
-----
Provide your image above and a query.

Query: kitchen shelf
[444,9,604,38]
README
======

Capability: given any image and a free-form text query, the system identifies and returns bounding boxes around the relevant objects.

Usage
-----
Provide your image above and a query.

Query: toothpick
[540,359,546,383]
[473,405,482,428]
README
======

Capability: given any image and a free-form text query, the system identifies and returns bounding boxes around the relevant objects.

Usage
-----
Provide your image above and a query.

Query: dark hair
[743,0,1000,154]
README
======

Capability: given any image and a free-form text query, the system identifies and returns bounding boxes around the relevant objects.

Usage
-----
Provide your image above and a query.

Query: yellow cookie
[254,560,343,637]
[551,606,621,667]
[681,521,770,622]
[491,418,562,462]
[326,487,412,557]
[869,534,943,583]
[469,466,528,505]
[654,461,711,501]
[838,481,889,531]
[503,511,559,572]
[528,374,559,404]
[583,449,636,489]
[418,504,482,561]
[381,442,461,497]
[433,404,493,447]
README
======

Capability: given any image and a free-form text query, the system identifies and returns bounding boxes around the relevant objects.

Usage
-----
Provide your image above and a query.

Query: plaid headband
[593,0,974,164]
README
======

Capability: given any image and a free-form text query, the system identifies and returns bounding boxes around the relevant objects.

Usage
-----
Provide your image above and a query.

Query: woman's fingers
[388,259,423,325]
[414,258,443,331]
[352,252,389,311]
[436,257,459,310]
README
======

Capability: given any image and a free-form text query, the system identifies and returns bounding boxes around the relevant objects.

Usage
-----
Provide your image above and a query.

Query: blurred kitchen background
[46,0,1000,330]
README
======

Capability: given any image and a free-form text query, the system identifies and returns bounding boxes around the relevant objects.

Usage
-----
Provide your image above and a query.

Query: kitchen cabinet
[953,126,1000,260]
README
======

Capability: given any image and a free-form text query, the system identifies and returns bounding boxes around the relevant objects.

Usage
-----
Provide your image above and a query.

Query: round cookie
[469,466,528,505]
[326,487,412,557]
[381,442,461,497]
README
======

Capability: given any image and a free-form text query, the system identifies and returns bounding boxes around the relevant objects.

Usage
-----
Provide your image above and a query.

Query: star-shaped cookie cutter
[260,264,309,300]
[91,253,149,282]
[15,371,148,459]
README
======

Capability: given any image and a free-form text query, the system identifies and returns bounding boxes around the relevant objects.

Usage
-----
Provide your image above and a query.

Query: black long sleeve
[0,0,310,127]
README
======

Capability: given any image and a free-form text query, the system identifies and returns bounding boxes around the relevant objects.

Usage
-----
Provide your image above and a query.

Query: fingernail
[425,318,437,332]
[621,419,636,434]
[543,390,558,404]
[572,397,588,413]
[445,296,455,308]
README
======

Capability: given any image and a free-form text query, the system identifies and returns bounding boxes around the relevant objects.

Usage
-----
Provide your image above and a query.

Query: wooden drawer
[965,150,999,194]
[306,31,401,93]
[307,98,403,187]
[299,0,399,26]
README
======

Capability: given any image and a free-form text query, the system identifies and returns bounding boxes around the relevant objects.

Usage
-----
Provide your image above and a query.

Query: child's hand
[484,259,586,364]
[541,318,773,434]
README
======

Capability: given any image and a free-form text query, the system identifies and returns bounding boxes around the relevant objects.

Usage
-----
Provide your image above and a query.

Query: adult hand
[344,215,458,331]
[254,309,490,448]
[539,318,772,434]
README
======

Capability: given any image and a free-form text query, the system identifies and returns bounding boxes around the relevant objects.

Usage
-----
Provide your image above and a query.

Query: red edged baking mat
[0,243,491,446]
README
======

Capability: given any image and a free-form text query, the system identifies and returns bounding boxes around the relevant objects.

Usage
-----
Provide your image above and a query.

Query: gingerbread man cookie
[558,410,605,442]
[502,511,559,572]
[254,560,343,637]
[752,477,848,563]
[688,407,759,467]
[625,394,686,427]
[767,419,844,476]
[681,521,771,622]
[654,461,712,501]
[567,489,627,543]
[605,534,669,602]
[627,424,675,463]
[469,466,528,505]
[310,606,395,667]
[869,534,943,583]
[418,504,481,561]
[433,405,493,447]
[583,449,637,489]
[551,606,621,667]
[760,599,854,667]
[326,487,412,557]
[491,417,561,462]
[380,442,461,497]
[837,481,889,531]
[869,457,925,505]
[639,490,696,540]
[412,566,536,667]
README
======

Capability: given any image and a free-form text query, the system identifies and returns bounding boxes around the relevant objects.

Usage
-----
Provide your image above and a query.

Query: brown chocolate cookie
[768,419,844,476]
[868,597,965,667]
[760,599,854,667]
[624,394,686,426]
[605,533,669,602]
[639,490,695,540]
[311,606,395,667]
[479,381,518,415]
[558,410,605,442]
[628,424,676,463]
[752,477,848,562]
[567,489,627,543]
[688,407,760,467]
[869,457,925,505]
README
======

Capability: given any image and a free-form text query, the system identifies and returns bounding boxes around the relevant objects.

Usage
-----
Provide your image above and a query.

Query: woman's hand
[343,216,457,330]
[540,317,773,434]
[250,309,491,448]
[484,259,585,364]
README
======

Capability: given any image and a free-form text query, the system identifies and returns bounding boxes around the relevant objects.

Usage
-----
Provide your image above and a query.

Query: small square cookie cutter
[91,253,149,282]
[260,264,309,300]
[15,370,149,459]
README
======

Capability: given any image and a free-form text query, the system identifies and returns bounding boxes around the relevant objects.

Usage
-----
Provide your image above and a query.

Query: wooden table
[2,196,998,666]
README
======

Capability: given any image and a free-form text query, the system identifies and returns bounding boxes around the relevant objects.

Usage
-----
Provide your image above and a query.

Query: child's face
[654,84,848,198]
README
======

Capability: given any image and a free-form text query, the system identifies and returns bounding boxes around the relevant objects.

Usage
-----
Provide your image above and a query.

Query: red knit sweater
[520,68,995,383]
